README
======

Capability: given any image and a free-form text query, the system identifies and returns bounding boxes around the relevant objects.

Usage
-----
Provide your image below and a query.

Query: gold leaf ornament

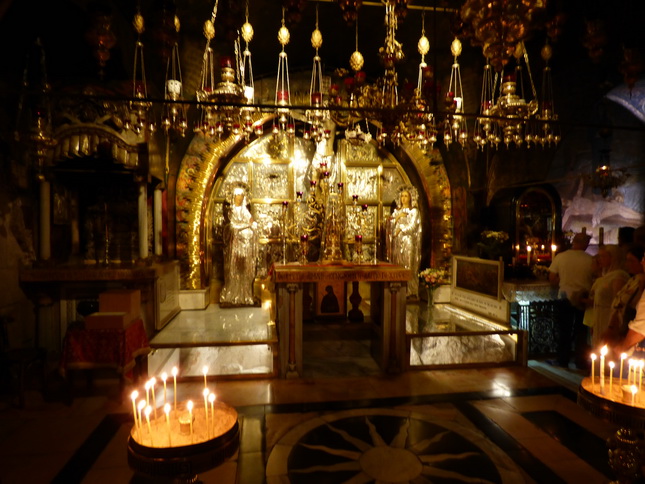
[241,22,254,43]
[311,28,323,49]
[418,35,430,56]
[278,25,290,46]
[133,13,145,34]
[350,51,364,72]
[203,20,215,40]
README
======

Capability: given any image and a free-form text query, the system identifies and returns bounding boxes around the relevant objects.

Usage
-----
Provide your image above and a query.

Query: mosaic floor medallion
[266,408,524,483]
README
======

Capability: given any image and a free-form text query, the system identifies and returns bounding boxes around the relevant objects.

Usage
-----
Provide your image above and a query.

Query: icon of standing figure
[387,185,421,300]
[219,183,258,307]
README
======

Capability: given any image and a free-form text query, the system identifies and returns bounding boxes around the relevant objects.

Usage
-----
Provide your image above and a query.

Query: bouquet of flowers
[477,230,510,261]
[481,230,509,243]
[418,267,450,289]
[532,264,551,280]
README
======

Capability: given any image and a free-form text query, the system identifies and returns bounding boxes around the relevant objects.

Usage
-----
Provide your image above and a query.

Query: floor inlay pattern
[267,408,525,483]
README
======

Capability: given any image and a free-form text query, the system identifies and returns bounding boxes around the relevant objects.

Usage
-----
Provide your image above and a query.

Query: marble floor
[0,304,621,484]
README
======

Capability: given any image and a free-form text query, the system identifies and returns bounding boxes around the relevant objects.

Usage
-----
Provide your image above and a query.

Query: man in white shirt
[549,232,594,368]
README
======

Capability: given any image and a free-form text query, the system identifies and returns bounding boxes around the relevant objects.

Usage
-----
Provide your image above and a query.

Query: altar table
[59,318,151,384]
[271,262,410,378]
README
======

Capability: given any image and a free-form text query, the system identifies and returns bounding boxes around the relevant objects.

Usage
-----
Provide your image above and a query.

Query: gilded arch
[175,129,452,291]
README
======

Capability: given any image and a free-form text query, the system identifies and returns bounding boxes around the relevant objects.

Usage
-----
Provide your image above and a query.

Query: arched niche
[175,121,453,291]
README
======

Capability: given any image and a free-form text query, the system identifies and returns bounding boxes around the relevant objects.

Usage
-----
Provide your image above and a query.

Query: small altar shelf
[502,280,558,304]
[578,377,645,431]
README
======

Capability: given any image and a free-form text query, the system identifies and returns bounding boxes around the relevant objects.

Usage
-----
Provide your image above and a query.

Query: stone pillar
[39,179,50,261]
[153,187,163,257]
[138,182,148,260]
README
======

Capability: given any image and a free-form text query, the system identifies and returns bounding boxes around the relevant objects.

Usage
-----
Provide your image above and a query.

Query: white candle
[609,361,615,396]
[600,345,608,393]
[209,392,216,435]
[526,245,532,265]
[202,366,209,390]
[130,390,139,429]
[620,353,627,382]
[628,359,633,386]
[161,372,168,405]
[172,366,178,411]
[632,385,638,406]
[150,377,158,420]
[145,380,151,406]
[187,400,194,442]
[164,403,172,447]
[203,388,210,435]
[145,406,154,446]
[137,399,146,432]
[590,353,597,391]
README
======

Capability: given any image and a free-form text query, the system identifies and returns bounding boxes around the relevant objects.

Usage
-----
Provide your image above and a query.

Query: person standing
[584,245,629,348]
[549,232,594,368]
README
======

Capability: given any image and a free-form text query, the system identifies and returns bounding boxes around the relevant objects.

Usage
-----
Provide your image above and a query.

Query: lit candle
[609,361,615,396]
[145,380,151,406]
[130,390,139,430]
[526,245,532,265]
[161,372,168,405]
[145,405,154,446]
[209,392,216,434]
[164,403,172,447]
[187,400,194,442]
[150,377,158,420]
[632,385,638,406]
[590,353,596,391]
[620,353,627,382]
[172,366,178,411]
[629,359,634,386]
[203,388,210,435]
[551,244,557,260]
[202,366,209,390]
[137,399,146,432]
[600,345,608,393]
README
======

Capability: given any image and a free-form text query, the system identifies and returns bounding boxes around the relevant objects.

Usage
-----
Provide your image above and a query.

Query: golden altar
[271,262,410,378]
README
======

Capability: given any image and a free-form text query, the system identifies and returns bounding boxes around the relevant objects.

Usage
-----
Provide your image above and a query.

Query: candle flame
[591,353,597,361]
[187,400,193,412]
[161,372,167,382]
[609,361,615,369]
[208,393,216,403]
[138,400,146,411]
[622,353,628,360]
[145,406,152,417]
[203,388,210,397]
[172,366,178,377]
[131,390,138,401]
[632,385,638,394]
[600,345,608,356]
[164,403,170,414]
[202,366,209,376]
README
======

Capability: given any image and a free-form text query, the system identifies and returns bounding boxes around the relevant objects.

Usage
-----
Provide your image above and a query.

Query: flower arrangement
[481,230,509,243]
[419,267,450,289]
[532,264,551,280]
[477,230,511,261]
